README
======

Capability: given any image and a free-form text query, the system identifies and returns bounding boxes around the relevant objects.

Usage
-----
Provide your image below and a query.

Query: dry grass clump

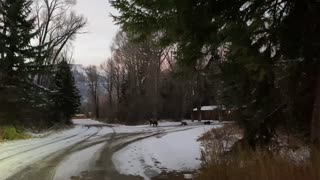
[197,124,320,180]
[198,150,320,180]
[198,123,243,166]
[0,125,30,141]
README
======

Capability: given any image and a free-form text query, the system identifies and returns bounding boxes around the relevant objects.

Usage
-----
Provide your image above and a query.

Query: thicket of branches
[0,0,85,128]
[109,0,320,147]
[97,32,198,123]
[92,30,220,124]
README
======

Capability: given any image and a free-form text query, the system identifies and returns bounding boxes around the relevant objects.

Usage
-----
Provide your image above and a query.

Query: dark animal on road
[149,120,158,126]
[181,122,187,126]
[204,121,211,125]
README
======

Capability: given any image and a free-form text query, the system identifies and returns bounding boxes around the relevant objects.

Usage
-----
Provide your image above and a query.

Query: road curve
[2,121,210,180]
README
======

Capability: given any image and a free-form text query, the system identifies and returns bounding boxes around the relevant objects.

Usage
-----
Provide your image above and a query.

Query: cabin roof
[192,106,218,111]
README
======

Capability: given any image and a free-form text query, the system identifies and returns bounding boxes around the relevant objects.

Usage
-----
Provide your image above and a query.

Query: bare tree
[86,65,100,119]
[99,31,195,123]
[100,58,115,120]
[33,0,86,85]
[109,31,152,121]
[150,45,175,120]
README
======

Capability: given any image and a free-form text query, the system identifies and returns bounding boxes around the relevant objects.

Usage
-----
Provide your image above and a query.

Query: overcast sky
[72,0,119,66]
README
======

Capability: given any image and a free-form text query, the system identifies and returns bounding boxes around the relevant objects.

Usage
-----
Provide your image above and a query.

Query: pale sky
[72,0,119,66]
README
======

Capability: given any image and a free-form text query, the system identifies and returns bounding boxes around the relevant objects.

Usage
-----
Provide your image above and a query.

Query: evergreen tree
[110,0,320,147]
[52,61,80,124]
[0,0,37,82]
[0,0,39,125]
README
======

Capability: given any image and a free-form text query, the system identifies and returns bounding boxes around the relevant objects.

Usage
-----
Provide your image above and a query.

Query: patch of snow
[112,125,220,179]
[112,121,179,134]
[184,174,193,179]
[280,147,310,163]
[0,126,96,179]
[112,121,209,134]
[0,119,113,179]
[0,119,223,179]
[54,143,106,180]
[72,119,105,125]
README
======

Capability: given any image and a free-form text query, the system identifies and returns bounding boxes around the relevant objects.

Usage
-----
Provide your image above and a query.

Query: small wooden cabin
[191,106,225,121]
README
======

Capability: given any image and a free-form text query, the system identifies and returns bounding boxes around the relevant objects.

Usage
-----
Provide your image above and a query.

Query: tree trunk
[309,0,320,146]
[196,72,202,121]
[153,54,160,121]
[95,96,100,119]
[197,105,202,121]
[311,65,320,144]
[108,77,113,120]
[108,91,113,120]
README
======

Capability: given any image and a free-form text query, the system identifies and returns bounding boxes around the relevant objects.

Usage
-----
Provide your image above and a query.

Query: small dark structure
[181,121,187,126]
[149,120,158,126]
[204,121,211,125]
[191,106,226,121]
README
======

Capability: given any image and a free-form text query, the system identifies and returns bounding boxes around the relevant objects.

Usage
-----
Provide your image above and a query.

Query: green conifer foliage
[52,61,80,124]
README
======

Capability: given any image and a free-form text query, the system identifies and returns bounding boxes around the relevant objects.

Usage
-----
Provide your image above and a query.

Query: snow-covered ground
[0,119,111,180]
[73,118,106,125]
[0,119,222,180]
[112,120,219,133]
[112,124,221,179]
[54,142,106,180]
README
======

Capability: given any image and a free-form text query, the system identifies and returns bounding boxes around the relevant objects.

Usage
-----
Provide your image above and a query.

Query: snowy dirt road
[0,119,220,180]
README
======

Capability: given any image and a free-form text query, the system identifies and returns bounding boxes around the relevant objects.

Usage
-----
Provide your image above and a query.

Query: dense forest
[0,0,85,129]
[82,31,200,123]
[86,0,320,149]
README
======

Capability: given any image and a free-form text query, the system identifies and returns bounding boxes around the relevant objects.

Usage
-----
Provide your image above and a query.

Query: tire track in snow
[0,126,89,161]
[7,131,161,180]
[0,126,103,180]
[0,126,89,152]
[3,122,211,180]
[7,126,113,180]
[69,125,204,180]
[112,126,210,180]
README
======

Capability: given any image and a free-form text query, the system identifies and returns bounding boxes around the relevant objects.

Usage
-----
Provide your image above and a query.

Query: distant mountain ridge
[71,64,88,103]
[71,64,106,104]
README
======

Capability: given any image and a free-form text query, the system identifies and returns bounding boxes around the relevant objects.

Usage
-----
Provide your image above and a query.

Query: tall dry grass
[198,150,320,180]
[197,124,320,180]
